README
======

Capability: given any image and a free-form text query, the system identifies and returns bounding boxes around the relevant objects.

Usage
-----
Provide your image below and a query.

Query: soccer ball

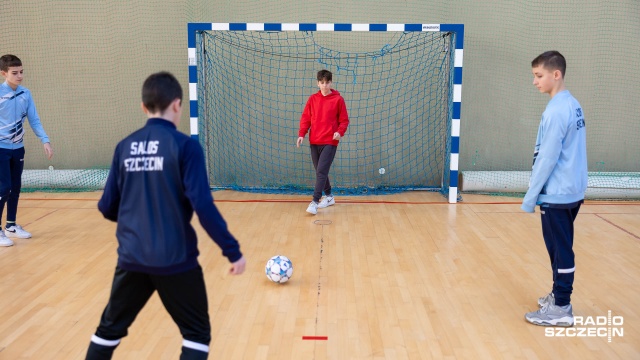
[265,255,293,283]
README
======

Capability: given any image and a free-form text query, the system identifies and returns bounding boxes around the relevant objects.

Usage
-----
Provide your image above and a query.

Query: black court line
[303,219,332,345]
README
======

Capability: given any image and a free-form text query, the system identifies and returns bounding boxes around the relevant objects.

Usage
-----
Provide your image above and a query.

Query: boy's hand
[229,256,246,275]
[333,132,341,140]
[296,137,304,147]
[43,142,54,160]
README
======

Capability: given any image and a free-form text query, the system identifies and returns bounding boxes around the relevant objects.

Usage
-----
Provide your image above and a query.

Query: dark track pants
[310,144,337,203]
[540,200,582,307]
[86,266,211,360]
[0,147,25,227]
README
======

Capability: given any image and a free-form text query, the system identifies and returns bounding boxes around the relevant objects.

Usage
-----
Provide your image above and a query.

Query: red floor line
[302,336,328,340]
[594,214,640,240]
[215,199,452,204]
[24,209,59,227]
[22,198,99,201]
[20,198,640,206]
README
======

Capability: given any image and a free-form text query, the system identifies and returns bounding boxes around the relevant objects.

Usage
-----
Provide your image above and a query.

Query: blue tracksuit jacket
[0,82,50,149]
[522,90,588,212]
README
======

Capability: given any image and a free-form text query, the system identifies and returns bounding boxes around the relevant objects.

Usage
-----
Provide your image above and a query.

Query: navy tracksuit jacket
[98,118,242,275]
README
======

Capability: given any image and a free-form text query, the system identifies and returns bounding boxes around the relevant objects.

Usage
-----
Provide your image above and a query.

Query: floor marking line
[302,336,328,340]
[595,214,640,240]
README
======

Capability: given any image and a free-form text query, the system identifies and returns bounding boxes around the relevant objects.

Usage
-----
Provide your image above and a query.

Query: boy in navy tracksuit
[86,72,246,359]
[522,51,587,327]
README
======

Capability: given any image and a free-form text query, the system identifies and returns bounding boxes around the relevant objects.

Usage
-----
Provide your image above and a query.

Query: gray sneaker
[538,292,555,308]
[525,303,574,327]
[0,231,14,247]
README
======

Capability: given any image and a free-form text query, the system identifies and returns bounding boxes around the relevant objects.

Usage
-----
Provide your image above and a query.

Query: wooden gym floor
[0,191,638,359]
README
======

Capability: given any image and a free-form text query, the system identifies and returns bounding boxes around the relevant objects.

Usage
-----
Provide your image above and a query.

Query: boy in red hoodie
[296,70,349,215]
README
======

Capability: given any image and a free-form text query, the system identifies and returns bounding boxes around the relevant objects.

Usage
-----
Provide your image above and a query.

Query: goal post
[187,23,464,203]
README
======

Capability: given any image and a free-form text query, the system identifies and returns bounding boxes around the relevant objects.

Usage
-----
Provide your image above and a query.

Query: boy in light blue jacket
[0,54,54,246]
[522,51,587,327]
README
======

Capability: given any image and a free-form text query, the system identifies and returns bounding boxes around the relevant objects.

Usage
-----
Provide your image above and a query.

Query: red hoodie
[298,89,349,146]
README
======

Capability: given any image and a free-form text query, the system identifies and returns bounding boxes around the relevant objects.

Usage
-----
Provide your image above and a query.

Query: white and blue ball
[265,255,293,283]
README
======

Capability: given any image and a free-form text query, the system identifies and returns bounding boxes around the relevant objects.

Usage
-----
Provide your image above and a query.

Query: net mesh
[197,30,455,195]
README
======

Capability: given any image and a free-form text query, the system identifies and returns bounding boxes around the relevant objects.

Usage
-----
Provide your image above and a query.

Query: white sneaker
[0,231,14,247]
[5,224,32,239]
[306,201,318,215]
[317,195,335,209]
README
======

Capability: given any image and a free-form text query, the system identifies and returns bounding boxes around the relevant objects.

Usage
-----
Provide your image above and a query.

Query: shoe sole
[525,316,574,327]
[0,242,14,247]
[317,201,334,209]
[5,232,31,239]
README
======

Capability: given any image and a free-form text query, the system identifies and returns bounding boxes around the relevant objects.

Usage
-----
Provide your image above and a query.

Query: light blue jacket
[522,90,588,212]
[0,81,50,149]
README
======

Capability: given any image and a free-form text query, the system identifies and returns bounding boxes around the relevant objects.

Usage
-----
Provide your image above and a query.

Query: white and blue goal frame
[187,23,464,203]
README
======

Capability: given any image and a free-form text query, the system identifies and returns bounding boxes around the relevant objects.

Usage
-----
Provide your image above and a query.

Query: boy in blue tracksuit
[0,55,54,246]
[522,51,587,327]
[85,72,246,360]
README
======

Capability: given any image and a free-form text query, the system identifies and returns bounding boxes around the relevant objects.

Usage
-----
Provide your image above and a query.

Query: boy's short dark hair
[532,51,566,78]
[142,71,183,113]
[0,54,22,72]
[317,69,332,82]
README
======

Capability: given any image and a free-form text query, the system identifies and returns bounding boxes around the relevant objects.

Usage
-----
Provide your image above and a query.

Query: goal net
[193,24,462,199]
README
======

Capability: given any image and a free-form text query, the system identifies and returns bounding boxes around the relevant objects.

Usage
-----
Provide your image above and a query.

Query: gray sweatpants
[310,144,337,203]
